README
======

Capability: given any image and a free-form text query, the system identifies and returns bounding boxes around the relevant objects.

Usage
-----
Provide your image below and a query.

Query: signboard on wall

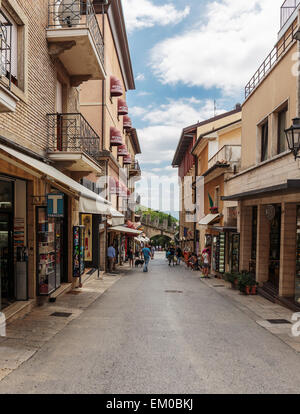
[81,214,93,261]
[47,193,64,218]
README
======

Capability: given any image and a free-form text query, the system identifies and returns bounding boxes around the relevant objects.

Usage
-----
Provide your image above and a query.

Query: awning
[222,180,300,201]
[0,144,112,215]
[107,208,125,226]
[199,214,220,226]
[108,225,142,236]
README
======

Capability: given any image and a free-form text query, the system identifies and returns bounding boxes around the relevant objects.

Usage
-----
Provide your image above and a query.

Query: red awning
[118,99,128,116]
[110,76,123,97]
[117,144,129,157]
[123,154,132,164]
[123,115,132,130]
[110,127,123,146]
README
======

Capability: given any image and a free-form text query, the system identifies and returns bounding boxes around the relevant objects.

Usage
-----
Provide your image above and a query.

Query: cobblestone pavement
[1,254,300,393]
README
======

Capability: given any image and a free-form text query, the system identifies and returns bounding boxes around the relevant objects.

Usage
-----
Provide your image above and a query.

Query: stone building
[0,0,141,320]
[223,3,300,307]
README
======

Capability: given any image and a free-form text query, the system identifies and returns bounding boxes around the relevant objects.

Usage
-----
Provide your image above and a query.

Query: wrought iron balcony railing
[207,145,241,171]
[0,12,12,89]
[48,0,104,67]
[281,0,300,28]
[47,113,100,157]
[130,160,141,172]
[245,19,297,98]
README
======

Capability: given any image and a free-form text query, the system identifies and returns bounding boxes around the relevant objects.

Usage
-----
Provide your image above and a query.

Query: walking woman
[128,246,134,268]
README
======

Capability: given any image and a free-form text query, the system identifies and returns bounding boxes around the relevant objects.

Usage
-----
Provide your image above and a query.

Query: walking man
[142,244,152,273]
[107,243,116,273]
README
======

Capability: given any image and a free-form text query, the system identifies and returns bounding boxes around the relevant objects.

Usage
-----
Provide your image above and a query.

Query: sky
[122,0,283,215]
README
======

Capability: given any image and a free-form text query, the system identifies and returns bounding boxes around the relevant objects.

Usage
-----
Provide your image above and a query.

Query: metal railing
[47,113,100,157]
[281,0,300,28]
[48,0,104,67]
[245,19,297,98]
[0,13,12,89]
[208,145,241,170]
[130,160,141,172]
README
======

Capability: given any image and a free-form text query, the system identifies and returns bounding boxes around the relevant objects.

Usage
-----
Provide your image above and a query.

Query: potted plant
[238,272,253,295]
[225,272,240,290]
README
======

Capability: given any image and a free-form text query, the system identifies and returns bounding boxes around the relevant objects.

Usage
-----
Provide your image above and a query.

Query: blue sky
[122,0,283,213]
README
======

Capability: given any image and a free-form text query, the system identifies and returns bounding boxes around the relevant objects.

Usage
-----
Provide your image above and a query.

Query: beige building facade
[0,0,140,320]
[223,5,300,307]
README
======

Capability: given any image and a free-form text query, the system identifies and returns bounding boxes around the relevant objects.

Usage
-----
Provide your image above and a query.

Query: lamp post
[284,118,300,160]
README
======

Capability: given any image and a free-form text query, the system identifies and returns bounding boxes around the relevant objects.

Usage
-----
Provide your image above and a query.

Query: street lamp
[285,118,300,160]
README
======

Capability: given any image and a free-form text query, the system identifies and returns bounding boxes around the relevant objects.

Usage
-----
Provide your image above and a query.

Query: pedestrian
[151,245,155,259]
[167,246,175,267]
[127,246,134,268]
[202,248,210,278]
[175,245,183,265]
[107,243,116,273]
[142,244,152,272]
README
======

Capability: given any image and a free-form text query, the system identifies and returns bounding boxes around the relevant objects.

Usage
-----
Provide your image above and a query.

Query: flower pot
[245,285,251,295]
[251,285,257,295]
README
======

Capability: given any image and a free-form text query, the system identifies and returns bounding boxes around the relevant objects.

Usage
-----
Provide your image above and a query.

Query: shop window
[277,107,287,154]
[261,121,269,162]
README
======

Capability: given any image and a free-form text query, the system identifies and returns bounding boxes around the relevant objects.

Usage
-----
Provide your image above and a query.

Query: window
[214,186,220,209]
[0,2,27,95]
[277,108,287,154]
[261,121,268,162]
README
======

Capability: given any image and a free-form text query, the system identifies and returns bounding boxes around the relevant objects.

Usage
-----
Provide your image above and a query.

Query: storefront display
[81,214,93,262]
[212,233,226,274]
[73,225,85,277]
[230,233,240,273]
[218,233,226,273]
[37,207,64,295]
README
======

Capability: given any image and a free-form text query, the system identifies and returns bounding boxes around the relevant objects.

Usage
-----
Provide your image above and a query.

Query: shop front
[0,177,28,310]
[37,192,68,296]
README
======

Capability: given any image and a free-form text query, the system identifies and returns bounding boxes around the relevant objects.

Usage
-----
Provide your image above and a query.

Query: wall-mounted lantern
[285,118,300,160]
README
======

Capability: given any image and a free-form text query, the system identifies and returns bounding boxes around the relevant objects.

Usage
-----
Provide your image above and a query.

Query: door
[0,213,13,310]
[269,205,281,289]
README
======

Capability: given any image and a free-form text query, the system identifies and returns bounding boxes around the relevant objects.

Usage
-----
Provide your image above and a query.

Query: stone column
[239,203,252,271]
[256,205,270,285]
[279,203,297,297]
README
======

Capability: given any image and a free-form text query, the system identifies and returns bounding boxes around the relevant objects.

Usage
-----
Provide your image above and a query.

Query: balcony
[0,16,19,112]
[47,113,102,174]
[207,145,241,171]
[245,18,297,98]
[47,0,105,85]
[281,0,300,28]
[129,160,141,177]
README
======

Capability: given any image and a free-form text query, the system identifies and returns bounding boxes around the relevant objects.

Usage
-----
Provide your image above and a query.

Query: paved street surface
[2,252,300,393]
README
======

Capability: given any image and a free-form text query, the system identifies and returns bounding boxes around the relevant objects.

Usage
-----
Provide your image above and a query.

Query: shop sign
[47,193,64,218]
[81,214,93,262]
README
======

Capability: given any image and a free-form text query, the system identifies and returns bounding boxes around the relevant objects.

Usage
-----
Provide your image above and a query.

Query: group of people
[166,246,183,266]
[166,245,211,276]
[108,243,155,274]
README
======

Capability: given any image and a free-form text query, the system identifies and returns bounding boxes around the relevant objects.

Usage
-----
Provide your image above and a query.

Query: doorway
[0,213,13,310]
[268,205,281,290]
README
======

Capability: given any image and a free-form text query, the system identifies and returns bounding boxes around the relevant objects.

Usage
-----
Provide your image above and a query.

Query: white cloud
[136,98,226,166]
[135,73,146,81]
[122,0,190,32]
[150,0,283,95]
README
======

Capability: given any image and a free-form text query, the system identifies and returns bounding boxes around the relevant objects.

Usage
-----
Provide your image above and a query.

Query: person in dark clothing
[175,246,183,265]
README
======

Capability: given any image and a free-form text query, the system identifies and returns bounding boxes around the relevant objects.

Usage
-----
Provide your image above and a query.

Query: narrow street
[1,253,300,394]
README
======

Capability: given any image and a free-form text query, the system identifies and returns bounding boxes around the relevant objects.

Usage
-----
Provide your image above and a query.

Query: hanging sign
[47,193,64,218]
